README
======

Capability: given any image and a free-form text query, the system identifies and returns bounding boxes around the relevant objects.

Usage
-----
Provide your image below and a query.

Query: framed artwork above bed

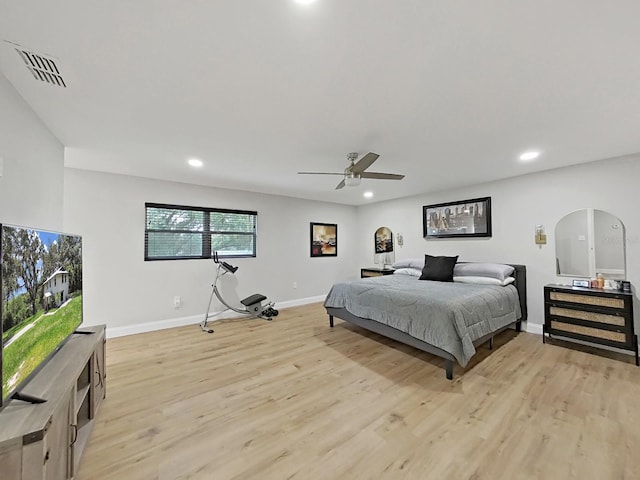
[423,196,492,239]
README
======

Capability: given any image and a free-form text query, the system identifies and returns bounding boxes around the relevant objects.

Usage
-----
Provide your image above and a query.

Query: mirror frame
[555,208,626,279]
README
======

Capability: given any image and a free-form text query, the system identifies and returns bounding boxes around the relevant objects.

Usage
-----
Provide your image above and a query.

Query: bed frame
[327,264,528,380]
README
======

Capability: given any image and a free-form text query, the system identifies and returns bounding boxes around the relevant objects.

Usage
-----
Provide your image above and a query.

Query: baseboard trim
[525,322,543,335]
[105,295,327,338]
[275,295,326,310]
[106,314,205,338]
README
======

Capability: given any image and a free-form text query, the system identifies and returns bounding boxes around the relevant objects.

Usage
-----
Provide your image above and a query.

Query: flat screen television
[1,223,83,408]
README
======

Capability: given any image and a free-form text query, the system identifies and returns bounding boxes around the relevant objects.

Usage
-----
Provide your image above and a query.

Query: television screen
[1,224,83,407]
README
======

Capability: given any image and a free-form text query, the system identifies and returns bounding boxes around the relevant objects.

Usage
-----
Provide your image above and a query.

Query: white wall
[0,74,64,229]
[63,168,358,334]
[355,154,640,329]
[62,154,640,335]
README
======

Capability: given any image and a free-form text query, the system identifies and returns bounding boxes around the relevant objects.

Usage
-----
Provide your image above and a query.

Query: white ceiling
[1,0,640,205]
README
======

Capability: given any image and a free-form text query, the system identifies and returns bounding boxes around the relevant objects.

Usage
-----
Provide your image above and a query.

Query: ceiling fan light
[344,175,361,187]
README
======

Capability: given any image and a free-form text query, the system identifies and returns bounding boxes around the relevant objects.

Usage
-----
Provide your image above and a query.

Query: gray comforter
[324,274,521,367]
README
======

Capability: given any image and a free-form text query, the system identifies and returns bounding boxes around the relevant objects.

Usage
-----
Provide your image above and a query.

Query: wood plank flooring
[76,303,640,479]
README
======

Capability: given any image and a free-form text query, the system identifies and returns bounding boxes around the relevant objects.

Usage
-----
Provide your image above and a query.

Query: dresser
[543,284,638,365]
[360,267,395,278]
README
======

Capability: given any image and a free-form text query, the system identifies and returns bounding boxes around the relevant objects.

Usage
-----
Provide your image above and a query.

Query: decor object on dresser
[423,197,492,238]
[325,262,527,379]
[543,284,638,365]
[310,222,337,257]
[555,209,626,278]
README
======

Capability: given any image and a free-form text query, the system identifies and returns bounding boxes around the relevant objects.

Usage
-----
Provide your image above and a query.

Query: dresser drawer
[549,320,628,345]
[548,306,628,328]
[548,290,629,311]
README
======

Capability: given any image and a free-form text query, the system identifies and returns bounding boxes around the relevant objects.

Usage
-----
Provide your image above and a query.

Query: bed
[324,262,527,379]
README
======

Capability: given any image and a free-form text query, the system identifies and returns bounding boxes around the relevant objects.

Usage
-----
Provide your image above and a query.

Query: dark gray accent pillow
[419,254,459,282]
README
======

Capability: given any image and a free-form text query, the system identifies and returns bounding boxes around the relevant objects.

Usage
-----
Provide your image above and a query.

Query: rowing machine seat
[241,294,267,306]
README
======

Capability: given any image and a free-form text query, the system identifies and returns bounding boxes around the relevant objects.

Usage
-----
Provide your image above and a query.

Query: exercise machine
[200,252,278,333]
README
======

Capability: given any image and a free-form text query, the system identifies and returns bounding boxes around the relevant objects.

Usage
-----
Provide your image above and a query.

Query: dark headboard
[507,264,527,322]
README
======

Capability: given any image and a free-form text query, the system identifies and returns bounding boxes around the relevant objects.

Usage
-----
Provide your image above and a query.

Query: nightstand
[361,267,395,278]
[543,284,638,365]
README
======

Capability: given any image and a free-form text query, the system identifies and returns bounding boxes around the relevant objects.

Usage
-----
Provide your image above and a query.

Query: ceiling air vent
[15,48,66,87]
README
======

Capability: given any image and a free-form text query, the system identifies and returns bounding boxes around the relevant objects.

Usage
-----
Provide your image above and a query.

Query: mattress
[324,274,521,366]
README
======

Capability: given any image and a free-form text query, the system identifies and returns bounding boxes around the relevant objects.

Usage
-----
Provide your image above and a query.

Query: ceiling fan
[298,152,405,190]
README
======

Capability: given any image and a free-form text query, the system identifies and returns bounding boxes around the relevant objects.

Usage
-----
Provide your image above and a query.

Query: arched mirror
[555,209,625,279]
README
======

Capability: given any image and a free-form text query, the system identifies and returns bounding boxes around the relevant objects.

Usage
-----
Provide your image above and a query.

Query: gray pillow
[419,255,458,282]
[453,263,514,281]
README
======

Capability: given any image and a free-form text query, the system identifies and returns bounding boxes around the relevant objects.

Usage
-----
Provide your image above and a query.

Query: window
[145,203,257,260]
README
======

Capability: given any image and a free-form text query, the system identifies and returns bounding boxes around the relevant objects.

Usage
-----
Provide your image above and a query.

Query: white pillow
[453,275,515,286]
[393,268,422,277]
[392,258,425,270]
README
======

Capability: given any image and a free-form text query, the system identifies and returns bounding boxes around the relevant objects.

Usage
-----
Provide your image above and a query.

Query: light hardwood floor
[77,303,640,479]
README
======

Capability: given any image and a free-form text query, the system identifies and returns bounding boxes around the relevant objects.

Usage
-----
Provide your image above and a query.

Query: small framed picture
[310,222,337,257]
[572,279,590,288]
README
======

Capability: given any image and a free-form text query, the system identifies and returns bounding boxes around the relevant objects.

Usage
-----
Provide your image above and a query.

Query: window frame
[144,202,257,261]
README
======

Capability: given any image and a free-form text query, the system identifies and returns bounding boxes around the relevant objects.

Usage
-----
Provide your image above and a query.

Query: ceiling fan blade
[297,172,344,175]
[360,172,405,180]
[335,179,346,190]
[351,152,379,173]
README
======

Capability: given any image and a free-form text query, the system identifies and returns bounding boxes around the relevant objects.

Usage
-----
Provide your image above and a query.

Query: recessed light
[363,191,373,198]
[188,158,203,167]
[295,0,316,4]
[519,151,540,161]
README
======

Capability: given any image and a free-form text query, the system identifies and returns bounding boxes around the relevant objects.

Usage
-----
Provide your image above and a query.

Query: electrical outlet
[174,296,181,308]
[292,281,298,289]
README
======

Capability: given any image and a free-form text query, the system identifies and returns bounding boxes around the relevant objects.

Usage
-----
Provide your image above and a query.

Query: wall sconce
[535,225,547,246]
[397,234,404,247]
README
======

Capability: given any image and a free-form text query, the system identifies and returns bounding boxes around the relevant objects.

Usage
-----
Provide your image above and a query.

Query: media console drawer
[543,284,638,365]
